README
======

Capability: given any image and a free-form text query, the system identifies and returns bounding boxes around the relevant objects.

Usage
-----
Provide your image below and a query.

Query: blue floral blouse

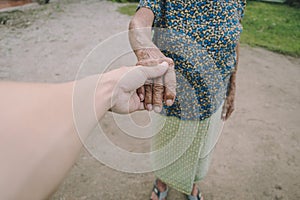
[138,0,246,120]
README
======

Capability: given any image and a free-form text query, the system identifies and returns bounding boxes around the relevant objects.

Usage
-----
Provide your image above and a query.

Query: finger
[158,57,174,69]
[221,102,228,121]
[221,110,227,121]
[164,86,175,106]
[163,59,176,106]
[153,76,164,113]
[137,86,145,101]
[129,93,145,113]
[139,63,168,112]
[144,83,153,111]
[225,106,234,120]
[137,57,171,67]
[138,62,168,80]
[122,64,168,92]
[137,59,160,67]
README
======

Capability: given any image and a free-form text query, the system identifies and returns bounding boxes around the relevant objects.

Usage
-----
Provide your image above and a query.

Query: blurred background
[0,0,299,199]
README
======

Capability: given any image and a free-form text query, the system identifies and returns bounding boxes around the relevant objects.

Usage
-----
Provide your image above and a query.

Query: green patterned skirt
[151,104,224,195]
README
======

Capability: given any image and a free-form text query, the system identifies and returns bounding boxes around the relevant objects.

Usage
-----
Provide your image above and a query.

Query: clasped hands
[130,47,235,120]
[111,47,234,120]
[109,60,176,114]
[133,48,176,113]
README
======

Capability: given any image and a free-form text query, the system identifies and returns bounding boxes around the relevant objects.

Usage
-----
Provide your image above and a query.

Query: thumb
[139,62,168,80]
[119,62,169,92]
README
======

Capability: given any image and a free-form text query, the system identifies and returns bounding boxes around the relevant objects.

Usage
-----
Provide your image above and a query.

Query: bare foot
[150,179,167,200]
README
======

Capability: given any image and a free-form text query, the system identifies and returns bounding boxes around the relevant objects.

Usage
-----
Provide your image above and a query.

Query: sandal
[187,187,203,200]
[150,179,169,200]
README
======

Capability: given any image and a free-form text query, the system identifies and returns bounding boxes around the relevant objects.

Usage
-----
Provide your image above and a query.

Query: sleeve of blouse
[138,0,162,24]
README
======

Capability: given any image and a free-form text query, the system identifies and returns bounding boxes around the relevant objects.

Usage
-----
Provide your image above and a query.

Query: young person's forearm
[0,81,76,199]
[0,64,168,200]
[72,74,114,140]
[0,75,115,200]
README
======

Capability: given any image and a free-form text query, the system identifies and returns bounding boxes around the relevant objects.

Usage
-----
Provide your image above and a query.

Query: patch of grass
[117,3,137,16]
[241,1,300,57]
[0,2,64,28]
[0,10,29,27]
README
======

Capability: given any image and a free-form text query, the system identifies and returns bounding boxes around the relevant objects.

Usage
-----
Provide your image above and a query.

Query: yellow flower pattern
[138,0,246,195]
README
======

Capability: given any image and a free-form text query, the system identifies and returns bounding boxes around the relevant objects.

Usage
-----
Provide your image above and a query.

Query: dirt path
[0,0,299,199]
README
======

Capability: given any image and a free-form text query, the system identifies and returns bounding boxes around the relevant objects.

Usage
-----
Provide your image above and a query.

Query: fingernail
[221,113,226,121]
[154,106,162,113]
[160,61,168,67]
[139,94,144,100]
[166,99,173,106]
[147,104,153,111]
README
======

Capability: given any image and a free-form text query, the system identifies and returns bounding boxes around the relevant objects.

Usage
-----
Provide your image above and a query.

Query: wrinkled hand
[110,63,169,114]
[221,85,235,121]
[222,43,239,121]
[136,48,176,113]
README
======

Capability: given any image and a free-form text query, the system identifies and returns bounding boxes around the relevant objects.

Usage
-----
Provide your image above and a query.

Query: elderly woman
[129,1,246,199]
